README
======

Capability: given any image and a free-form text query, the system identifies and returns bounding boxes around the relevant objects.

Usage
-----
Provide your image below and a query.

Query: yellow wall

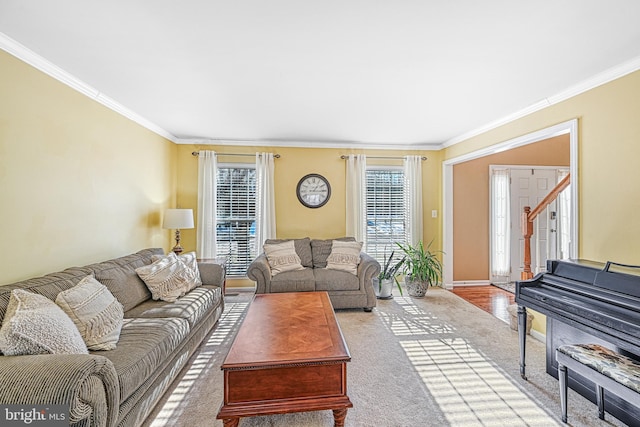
[175,145,443,287]
[453,134,570,281]
[0,50,176,285]
[444,69,640,333]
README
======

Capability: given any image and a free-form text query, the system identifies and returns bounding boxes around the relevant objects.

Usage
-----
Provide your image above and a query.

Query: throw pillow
[263,240,305,276]
[55,275,124,351]
[178,252,203,291]
[135,252,192,302]
[265,238,313,268]
[151,252,201,291]
[326,240,363,275]
[0,289,88,356]
[311,237,356,268]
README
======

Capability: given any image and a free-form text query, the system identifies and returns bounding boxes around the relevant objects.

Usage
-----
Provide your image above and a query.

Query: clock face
[296,174,331,208]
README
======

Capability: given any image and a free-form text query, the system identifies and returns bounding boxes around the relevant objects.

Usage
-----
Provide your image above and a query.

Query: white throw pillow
[0,289,88,356]
[135,252,191,302]
[326,240,363,275]
[56,275,124,351]
[263,240,304,276]
[178,252,202,291]
[151,252,202,292]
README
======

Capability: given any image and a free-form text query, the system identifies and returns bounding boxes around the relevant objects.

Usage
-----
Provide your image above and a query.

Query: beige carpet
[142,288,625,427]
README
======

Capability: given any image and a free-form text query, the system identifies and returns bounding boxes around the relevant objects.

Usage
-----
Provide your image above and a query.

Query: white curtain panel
[491,168,511,277]
[345,154,367,243]
[197,151,218,258]
[255,152,276,248]
[403,155,423,246]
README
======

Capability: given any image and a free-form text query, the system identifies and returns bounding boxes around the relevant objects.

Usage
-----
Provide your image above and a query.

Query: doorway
[443,119,578,287]
[490,166,569,285]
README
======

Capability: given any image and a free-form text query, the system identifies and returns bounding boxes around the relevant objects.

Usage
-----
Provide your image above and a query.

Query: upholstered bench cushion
[98,317,190,401]
[124,286,222,328]
[557,344,640,393]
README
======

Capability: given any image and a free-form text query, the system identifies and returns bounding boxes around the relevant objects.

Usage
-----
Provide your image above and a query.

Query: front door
[509,168,559,283]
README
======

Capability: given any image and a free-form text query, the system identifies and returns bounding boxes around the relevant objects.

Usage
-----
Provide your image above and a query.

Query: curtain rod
[191,151,280,158]
[340,155,427,160]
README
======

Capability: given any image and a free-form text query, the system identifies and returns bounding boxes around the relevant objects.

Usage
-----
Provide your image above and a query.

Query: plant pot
[405,277,429,298]
[373,278,394,299]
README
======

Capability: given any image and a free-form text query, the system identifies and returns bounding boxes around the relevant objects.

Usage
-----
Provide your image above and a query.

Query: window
[365,168,406,263]
[216,165,256,277]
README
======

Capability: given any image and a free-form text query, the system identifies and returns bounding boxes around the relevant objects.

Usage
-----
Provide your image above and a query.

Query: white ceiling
[2,1,640,149]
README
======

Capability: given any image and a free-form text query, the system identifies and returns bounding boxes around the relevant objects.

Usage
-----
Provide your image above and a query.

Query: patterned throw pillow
[326,240,363,275]
[0,289,88,356]
[311,237,356,268]
[135,252,193,302]
[263,240,305,276]
[178,252,203,291]
[151,252,202,292]
[56,275,124,351]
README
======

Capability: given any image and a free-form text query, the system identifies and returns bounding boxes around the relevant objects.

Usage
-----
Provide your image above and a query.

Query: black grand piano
[516,259,640,425]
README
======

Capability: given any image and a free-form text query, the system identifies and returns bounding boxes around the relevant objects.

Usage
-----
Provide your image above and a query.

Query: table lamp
[163,209,194,254]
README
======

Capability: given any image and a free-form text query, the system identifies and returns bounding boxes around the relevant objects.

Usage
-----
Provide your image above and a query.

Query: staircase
[521,173,571,280]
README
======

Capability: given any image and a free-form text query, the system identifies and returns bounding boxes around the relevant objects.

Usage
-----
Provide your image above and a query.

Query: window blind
[216,166,257,277]
[365,169,406,264]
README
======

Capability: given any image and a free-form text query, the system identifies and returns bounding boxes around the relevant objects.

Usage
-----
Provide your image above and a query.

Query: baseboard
[451,280,492,288]
[225,286,255,294]
[530,329,545,343]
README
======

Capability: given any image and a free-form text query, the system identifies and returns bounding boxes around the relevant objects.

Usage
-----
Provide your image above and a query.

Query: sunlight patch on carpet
[401,338,561,426]
[379,297,456,336]
[148,301,248,427]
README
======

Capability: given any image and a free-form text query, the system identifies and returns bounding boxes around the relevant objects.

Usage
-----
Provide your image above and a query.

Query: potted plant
[373,251,405,299]
[396,240,443,298]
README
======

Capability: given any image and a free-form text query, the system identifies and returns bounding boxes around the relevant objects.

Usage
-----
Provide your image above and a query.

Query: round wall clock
[296,173,331,208]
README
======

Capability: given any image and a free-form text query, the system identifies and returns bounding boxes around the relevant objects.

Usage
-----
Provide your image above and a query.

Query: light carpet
[142,288,625,427]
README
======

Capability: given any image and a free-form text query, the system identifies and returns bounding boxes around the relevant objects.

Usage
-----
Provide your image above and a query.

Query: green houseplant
[373,251,405,299]
[396,240,443,297]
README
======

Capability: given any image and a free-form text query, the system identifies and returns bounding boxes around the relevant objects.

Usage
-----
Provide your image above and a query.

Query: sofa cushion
[135,252,194,302]
[314,269,360,291]
[269,268,315,292]
[264,237,313,268]
[98,317,190,401]
[0,289,88,356]
[264,240,305,276]
[326,240,363,275]
[311,237,356,268]
[94,264,152,312]
[55,275,124,351]
[124,286,222,327]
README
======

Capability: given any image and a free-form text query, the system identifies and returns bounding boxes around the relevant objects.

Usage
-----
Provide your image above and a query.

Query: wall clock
[296,173,331,208]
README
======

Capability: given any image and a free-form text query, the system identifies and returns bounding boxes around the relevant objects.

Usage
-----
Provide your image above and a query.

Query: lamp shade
[163,209,194,229]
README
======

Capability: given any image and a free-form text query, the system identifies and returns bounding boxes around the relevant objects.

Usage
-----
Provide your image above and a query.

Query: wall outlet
[432,210,438,218]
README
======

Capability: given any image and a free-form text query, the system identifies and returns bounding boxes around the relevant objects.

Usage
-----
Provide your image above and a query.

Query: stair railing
[521,173,571,280]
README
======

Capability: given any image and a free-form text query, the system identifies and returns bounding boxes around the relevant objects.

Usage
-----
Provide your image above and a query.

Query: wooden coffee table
[217,292,352,426]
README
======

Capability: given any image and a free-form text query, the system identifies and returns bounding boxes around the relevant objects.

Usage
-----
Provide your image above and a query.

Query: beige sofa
[0,248,225,427]
[247,237,381,311]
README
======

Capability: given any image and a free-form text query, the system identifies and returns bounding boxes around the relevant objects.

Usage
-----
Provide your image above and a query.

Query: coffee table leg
[332,408,348,427]
[222,418,239,427]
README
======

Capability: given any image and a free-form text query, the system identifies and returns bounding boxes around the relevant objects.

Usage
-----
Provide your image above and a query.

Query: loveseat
[247,237,381,311]
[0,248,225,427]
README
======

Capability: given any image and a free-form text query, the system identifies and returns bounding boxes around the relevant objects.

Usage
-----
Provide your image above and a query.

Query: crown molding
[442,54,640,149]
[0,32,177,143]
[176,137,441,151]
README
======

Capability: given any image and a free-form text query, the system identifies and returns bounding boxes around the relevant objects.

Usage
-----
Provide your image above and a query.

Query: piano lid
[543,259,640,299]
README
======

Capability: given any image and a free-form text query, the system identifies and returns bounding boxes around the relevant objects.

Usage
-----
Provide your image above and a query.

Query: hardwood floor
[450,285,515,324]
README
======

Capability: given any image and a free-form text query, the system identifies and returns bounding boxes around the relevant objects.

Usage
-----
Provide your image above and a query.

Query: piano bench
[556,344,640,423]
